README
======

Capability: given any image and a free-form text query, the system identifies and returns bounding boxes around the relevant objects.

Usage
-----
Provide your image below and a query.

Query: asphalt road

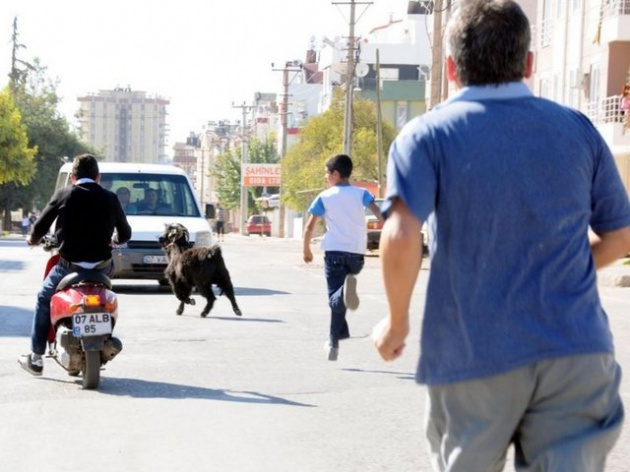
[1,234,629,472]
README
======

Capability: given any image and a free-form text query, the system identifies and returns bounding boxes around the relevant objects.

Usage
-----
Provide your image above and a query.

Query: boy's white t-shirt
[308,184,374,255]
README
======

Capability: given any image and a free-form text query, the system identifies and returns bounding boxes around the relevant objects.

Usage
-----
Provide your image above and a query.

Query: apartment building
[533,0,630,192]
[77,87,170,164]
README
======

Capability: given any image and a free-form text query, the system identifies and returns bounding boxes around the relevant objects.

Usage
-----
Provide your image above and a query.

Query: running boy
[303,154,383,361]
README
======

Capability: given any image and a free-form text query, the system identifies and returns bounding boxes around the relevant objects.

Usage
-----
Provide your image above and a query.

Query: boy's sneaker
[343,274,359,311]
[324,342,339,361]
[18,354,43,376]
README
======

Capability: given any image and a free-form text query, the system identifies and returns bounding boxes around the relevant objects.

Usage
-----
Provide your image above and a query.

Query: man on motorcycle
[18,154,132,376]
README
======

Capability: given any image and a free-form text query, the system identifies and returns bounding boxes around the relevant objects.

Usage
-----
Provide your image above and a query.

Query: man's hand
[372,317,409,361]
[25,235,36,246]
[303,247,313,263]
[302,214,318,264]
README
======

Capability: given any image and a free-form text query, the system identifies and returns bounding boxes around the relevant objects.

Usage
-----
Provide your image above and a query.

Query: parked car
[246,215,271,236]
[366,199,385,251]
[365,198,429,253]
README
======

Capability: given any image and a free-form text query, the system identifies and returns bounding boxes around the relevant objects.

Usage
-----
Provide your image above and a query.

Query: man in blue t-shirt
[303,154,382,361]
[372,1,630,470]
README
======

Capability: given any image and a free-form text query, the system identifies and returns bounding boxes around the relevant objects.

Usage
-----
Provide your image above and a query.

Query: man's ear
[524,51,534,79]
[446,56,458,83]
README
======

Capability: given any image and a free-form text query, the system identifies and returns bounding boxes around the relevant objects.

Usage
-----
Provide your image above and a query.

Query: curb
[598,273,630,288]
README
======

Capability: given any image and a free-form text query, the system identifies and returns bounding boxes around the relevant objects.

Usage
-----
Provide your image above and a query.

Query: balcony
[600,0,630,43]
[587,95,630,152]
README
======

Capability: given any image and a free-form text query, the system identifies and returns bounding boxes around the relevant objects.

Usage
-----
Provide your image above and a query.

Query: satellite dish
[355,63,369,78]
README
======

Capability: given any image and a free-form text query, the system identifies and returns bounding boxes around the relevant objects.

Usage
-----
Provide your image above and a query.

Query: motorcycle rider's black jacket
[30,182,132,263]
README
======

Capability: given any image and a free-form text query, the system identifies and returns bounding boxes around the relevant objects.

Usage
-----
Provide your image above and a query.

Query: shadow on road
[234,287,290,296]
[0,238,27,248]
[342,367,415,381]
[113,284,289,297]
[0,260,26,270]
[0,305,32,337]
[89,377,315,406]
[204,315,284,323]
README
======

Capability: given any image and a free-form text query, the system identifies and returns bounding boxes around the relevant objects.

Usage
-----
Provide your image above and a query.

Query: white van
[55,162,215,283]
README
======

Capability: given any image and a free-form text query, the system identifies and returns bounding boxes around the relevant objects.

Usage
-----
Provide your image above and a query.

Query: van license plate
[72,313,112,337]
[143,255,167,264]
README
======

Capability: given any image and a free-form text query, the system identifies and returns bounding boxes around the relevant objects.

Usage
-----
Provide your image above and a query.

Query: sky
[0,0,411,155]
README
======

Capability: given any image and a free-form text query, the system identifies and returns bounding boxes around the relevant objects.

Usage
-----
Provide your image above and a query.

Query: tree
[0,87,36,185]
[212,137,279,214]
[0,58,93,229]
[0,87,37,230]
[282,88,397,211]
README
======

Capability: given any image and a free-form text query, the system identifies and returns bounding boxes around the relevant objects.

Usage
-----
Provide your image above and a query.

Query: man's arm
[368,200,384,223]
[302,214,319,263]
[373,198,422,361]
[591,226,630,270]
[27,190,65,245]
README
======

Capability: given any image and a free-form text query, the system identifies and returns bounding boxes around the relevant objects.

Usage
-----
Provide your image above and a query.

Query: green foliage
[0,87,36,185]
[212,137,279,215]
[0,59,93,222]
[282,88,396,211]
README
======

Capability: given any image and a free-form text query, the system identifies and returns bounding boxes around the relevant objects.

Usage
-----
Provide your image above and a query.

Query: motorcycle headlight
[195,231,214,247]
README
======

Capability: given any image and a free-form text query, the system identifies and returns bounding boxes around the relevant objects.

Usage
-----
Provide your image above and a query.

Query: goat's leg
[216,278,242,317]
[196,284,216,318]
[174,282,195,315]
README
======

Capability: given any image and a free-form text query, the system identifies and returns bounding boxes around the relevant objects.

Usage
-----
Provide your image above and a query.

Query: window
[396,103,409,130]
[539,78,551,99]
[106,173,200,217]
[541,0,554,47]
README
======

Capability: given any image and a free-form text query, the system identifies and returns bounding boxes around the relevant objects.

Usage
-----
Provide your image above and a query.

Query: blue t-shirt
[309,184,374,255]
[384,82,630,385]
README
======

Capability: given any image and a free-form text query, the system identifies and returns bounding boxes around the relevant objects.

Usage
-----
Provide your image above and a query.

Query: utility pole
[343,0,356,156]
[375,49,384,198]
[429,0,444,109]
[272,61,302,238]
[232,101,253,236]
[333,1,372,156]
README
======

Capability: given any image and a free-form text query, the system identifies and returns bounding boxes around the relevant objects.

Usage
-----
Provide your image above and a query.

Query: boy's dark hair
[72,154,100,180]
[326,154,353,179]
[446,0,530,86]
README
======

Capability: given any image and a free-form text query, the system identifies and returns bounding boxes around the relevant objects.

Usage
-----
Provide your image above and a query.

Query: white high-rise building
[77,87,169,163]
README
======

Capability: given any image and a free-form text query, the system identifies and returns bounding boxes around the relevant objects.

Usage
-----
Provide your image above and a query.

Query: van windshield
[102,173,200,217]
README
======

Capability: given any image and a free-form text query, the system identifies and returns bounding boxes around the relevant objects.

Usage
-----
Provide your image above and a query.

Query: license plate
[143,255,167,264]
[72,313,112,337]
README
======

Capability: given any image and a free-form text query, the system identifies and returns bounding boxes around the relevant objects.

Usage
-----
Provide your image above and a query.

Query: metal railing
[586,95,626,124]
[604,0,630,17]
[540,17,553,48]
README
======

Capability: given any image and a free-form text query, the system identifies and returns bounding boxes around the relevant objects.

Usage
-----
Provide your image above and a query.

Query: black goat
[159,223,242,318]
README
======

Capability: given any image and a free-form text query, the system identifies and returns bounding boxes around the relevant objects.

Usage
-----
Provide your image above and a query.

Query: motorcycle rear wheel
[82,350,101,389]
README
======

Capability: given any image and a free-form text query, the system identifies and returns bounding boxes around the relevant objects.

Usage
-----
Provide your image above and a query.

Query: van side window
[55,172,69,191]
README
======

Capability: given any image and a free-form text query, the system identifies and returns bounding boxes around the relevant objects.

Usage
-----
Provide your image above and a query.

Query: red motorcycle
[42,235,122,389]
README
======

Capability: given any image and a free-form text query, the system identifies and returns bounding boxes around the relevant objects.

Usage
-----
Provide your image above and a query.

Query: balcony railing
[586,95,626,125]
[604,0,630,17]
[540,17,553,47]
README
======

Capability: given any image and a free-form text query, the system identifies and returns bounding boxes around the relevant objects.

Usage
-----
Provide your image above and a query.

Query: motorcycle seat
[57,271,113,291]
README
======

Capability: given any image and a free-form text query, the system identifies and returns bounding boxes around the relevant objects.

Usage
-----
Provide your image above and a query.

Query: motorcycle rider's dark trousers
[30,261,113,355]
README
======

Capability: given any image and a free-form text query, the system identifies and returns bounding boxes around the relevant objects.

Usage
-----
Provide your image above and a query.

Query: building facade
[533,0,630,193]
[77,87,169,164]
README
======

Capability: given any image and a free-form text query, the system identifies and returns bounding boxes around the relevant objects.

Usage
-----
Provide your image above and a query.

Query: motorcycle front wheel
[82,350,101,390]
